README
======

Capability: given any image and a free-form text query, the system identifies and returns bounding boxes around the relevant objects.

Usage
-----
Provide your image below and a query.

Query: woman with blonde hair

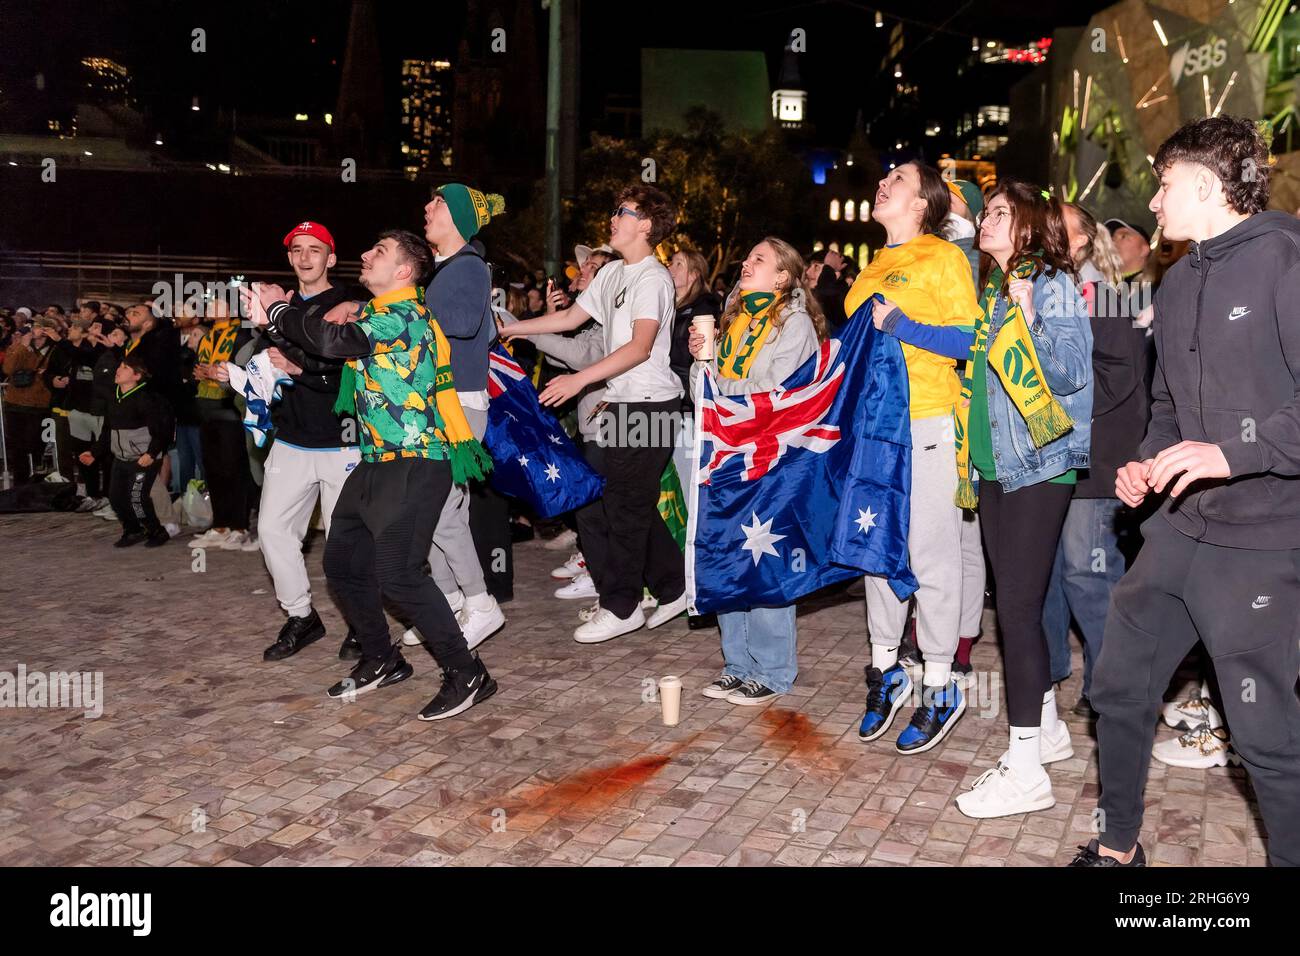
[690,236,825,704]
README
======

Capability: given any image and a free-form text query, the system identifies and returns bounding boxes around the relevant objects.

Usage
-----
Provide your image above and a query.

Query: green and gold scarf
[717,291,779,380]
[954,259,1074,508]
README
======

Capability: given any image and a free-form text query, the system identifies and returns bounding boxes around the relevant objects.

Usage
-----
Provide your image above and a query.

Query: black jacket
[129,320,184,414]
[92,345,125,411]
[94,383,174,463]
[670,291,721,407]
[256,282,362,448]
[1142,210,1300,548]
[1075,282,1150,498]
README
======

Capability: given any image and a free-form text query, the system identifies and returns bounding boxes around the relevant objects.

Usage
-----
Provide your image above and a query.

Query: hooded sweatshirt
[1143,210,1300,549]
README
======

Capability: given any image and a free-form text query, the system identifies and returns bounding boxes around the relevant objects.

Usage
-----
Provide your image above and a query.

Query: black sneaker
[1068,839,1146,867]
[727,679,781,706]
[114,531,146,548]
[337,628,362,661]
[702,674,744,699]
[688,613,718,630]
[898,619,921,667]
[327,651,413,699]
[144,526,170,548]
[418,657,497,721]
[952,660,973,682]
[263,611,326,662]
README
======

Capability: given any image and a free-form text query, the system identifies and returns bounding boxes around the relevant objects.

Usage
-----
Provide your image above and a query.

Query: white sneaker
[401,628,423,647]
[578,600,600,623]
[403,592,468,646]
[574,605,645,644]
[641,589,658,611]
[164,522,181,538]
[551,551,586,580]
[75,496,100,513]
[543,528,579,551]
[188,528,227,547]
[555,572,597,600]
[96,503,118,520]
[1161,695,1216,732]
[239,532,261,552]
[461,598,505,651]
[1152,724,1232,768]
[955,761,1056,819]
[645,592,688,629]
[998,721,1074,766]
[219,530,252,551]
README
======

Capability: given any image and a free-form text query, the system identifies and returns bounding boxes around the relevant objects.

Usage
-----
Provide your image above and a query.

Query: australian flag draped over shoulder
[484,345,604,518]
[686,303,917,615]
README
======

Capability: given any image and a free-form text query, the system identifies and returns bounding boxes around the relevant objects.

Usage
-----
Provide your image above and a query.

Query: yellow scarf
[196,321,239,401]
[717,291,779,379]
[954,259,1074,508]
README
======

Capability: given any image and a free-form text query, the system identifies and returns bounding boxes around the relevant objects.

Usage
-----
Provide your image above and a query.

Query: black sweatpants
[199,418,252,530]
[69,432,105,497]
[469,479,513,602]
[323,457,473,670]
[108,457,163,535]
[597,400,685,619]
[1091,515,1300,865]
[4,406,46,483]
[979,478,1073,727]
[575,435,612,595]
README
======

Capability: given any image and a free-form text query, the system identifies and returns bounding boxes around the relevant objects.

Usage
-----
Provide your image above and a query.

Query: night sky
[1,0,1113,148]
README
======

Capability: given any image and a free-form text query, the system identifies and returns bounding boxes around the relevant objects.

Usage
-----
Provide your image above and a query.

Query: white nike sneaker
[1161,695,1216,732]
[543,528,579,551]
[1152,724,1232,769]
[461,598,505,651]
[645,592,688,629]
[219,530,252,551]
[955,761,1056,819]
[551,551,586,580]
[574,605,645,644]
[555,572,597,600]
[998,721,1074,766]
[578,600,600,623]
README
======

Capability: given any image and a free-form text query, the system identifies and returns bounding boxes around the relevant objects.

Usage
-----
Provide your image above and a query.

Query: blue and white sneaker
[858,664,912,742]
[896,680,966,754]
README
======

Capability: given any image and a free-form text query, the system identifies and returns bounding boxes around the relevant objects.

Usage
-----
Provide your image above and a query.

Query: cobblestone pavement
[0,512,1268,866]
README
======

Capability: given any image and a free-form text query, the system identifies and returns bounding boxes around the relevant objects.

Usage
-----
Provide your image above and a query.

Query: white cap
[574,243,614,266]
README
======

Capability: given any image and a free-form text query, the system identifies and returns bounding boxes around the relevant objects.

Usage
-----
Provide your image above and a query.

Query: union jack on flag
[685,305,918,615]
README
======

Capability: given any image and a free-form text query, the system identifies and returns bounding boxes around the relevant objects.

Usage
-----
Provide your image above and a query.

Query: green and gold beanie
[438,183,506,241]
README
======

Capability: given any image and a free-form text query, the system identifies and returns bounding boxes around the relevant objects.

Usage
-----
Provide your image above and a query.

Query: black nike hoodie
[1143,210,1300,549]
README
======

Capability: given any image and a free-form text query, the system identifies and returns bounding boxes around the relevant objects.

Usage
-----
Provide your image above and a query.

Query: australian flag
[686,303,917,615]
[484,345,604,518]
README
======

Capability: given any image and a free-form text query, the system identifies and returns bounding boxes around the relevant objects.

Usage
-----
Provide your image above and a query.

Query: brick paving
[0,512,1269,866]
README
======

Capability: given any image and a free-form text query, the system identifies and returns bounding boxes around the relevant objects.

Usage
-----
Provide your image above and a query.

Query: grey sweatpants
[426,404,488,599]
[1091,515,1300,865]
[865,414,963,665]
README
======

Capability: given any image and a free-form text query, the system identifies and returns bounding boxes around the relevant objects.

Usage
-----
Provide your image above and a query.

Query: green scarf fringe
[955,476,978,509]
[1025,398,1074,449]
[447,438,494,485]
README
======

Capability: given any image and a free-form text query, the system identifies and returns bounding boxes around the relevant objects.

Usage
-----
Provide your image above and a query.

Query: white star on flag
[739,512,785,566]
[544,462,561,483]
[547,433,563,445]
[517,455,530,468]
[855,506,877,534]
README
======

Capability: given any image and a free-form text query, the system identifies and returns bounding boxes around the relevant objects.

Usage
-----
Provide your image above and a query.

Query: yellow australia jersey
[844,234,983,418]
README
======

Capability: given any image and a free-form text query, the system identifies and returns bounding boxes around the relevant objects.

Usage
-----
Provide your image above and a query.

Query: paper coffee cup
[691,315,716,360]
[659,675,683,726]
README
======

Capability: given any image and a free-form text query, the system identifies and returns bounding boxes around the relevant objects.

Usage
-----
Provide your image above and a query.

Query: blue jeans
[170,423,203,495]
[1043,496,1128,697]
[718,605,798,693]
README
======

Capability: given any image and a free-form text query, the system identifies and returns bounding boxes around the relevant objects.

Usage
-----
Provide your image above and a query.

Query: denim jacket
[979,267,1093,492]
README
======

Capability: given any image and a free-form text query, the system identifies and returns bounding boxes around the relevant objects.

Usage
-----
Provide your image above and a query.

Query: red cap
[283,221,335,252]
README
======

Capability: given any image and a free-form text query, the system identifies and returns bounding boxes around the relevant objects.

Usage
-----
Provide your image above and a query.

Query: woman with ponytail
[953,181,1093,819]
[690,237,824,704]
[845,160,986,755]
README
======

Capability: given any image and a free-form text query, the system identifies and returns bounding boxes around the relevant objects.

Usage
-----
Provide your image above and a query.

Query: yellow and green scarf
[954,259,1074,508]
[716,291,779,380]
[196,320,240,401]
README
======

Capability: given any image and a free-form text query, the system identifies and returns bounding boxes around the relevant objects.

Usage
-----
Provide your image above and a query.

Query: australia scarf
[333,289,492,485]
[954,259,1074,508]
[716,291,779,380]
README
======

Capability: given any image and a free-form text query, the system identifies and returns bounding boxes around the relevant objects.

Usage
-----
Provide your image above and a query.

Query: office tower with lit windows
[399,58,454,177]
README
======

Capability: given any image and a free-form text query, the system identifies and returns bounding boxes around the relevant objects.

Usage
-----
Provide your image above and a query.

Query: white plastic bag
[182,479,212,529]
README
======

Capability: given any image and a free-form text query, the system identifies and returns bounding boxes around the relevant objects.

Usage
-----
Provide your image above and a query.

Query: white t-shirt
[576,254,682,403]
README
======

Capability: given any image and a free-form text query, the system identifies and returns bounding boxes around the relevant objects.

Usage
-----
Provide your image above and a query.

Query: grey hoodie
[1143,210,1300,549]
[688,288,820,400]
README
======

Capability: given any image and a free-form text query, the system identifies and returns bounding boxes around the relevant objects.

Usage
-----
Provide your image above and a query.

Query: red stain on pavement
[759,709,824,756]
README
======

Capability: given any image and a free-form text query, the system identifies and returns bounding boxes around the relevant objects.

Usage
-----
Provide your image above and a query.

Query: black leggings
[323,457,473,670]
[979,478,1073,727]
[199,418,252,530]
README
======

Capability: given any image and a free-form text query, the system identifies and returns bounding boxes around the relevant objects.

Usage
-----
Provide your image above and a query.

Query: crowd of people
[2,114,1298,867]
